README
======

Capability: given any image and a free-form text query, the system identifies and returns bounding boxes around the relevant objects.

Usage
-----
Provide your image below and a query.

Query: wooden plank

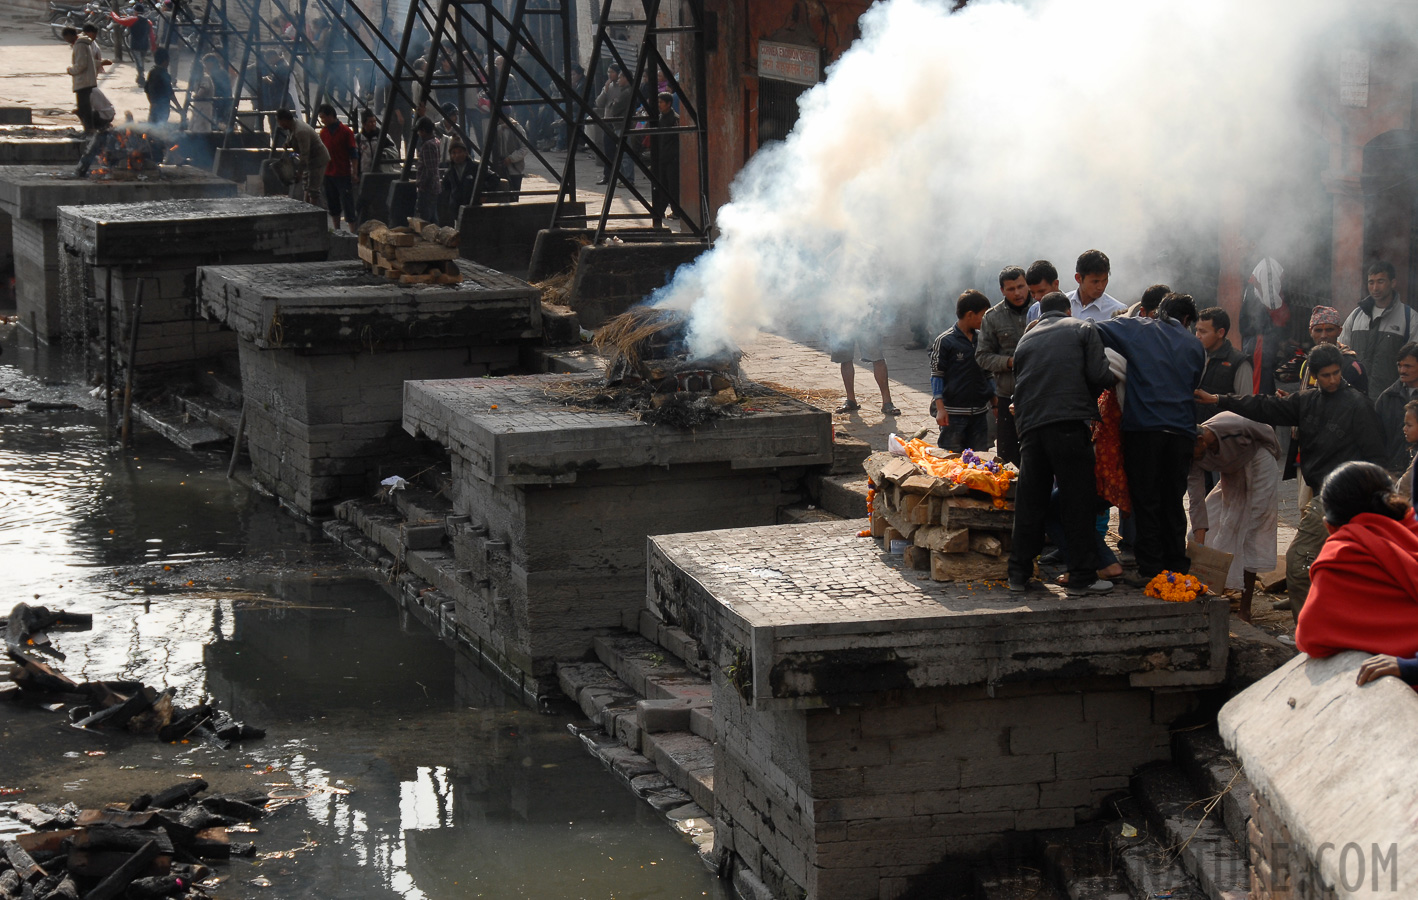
[399,273,438,284]
[82,840,161,900]
[393,243,459,263]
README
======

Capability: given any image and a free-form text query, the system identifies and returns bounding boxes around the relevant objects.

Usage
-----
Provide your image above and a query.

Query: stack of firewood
[356,218,464,284]
[863,451,1015,582]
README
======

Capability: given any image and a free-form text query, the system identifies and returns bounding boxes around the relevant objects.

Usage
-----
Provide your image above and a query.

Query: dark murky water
[0,329,726,900]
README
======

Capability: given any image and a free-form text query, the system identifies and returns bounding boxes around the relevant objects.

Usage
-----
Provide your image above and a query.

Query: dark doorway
[757,77,809,147]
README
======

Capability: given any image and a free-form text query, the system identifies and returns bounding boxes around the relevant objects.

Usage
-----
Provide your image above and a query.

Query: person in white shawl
[1187,411,1281,621]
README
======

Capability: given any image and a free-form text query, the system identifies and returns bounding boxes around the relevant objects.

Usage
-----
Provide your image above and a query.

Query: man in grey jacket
[975,264,1031,465]
[1008,292,1116,595]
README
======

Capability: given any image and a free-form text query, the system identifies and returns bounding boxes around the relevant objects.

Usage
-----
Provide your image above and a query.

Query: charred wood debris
[2,604,279,900]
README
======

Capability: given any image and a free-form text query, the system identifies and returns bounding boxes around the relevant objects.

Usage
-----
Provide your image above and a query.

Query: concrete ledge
[650,521,1229,709]
[1220,652,1417,898]
[458,200,586,274]
[403,372,834,485]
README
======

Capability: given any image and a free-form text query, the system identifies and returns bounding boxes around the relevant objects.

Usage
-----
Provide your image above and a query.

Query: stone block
[637,698,707,733]
[959,753,1055,788]
[0,108,33,124]
[565,239,706,327]
[958,783,1039,814]
[1008,721,1097,755]
[1015,807,1076,831]
[402,522,445,551]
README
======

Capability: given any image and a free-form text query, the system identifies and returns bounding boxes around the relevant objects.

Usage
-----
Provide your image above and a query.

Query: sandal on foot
[834,400,861,414]
[881,403,901,416]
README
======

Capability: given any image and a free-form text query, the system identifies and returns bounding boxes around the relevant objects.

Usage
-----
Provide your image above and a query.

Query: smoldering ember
[0,0,1415,898]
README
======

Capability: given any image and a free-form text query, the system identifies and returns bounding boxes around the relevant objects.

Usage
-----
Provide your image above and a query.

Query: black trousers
[1122,430,1195,578]
[995,400,1020,467]
[75,88,93,132]
[1009,421,1099,586]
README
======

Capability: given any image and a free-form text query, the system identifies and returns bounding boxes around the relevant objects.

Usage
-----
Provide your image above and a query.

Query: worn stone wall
[239,340,510,514]
[1247,787,1341,900]
[444,461,806,678]
[714,671,1196,900]
[92,265,236,371]
[13,218,57,337]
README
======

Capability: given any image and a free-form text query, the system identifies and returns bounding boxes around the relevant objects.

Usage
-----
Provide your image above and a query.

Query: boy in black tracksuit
[930,290,995,451]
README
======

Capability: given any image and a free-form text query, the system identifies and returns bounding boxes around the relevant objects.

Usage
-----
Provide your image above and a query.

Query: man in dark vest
[1195,307,1253,423]
[1340,260,1416,400]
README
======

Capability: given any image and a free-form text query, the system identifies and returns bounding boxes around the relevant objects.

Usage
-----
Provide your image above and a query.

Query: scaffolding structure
[160,0,711,244]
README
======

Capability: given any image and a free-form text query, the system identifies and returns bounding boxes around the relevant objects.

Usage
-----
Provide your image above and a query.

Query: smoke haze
[654,0,1356,357]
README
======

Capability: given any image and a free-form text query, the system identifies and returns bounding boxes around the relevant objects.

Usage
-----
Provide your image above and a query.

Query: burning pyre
[545,306,748,429]
[75,127,167,180]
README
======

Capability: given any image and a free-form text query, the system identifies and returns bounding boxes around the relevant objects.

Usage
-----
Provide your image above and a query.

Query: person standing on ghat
[1188,411,1281,623]
[930,290,995,452]
[413,116,442,223]
[1007,291,1116,595]
[1197,342,1387,620]
[275,108,331,208]
[1375,342,1418,473]
[63,26,97,133]
[1096,293,1207,583]
[1124,283,1171,319]
[318,104,359,232]
[1026,250,1126,323]
[1340,261,1415,401]
[1023,259,1061,307]
[975,265,1032,465]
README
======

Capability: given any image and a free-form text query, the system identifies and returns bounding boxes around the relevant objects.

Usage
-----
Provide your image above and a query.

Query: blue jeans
[937,411,990,452]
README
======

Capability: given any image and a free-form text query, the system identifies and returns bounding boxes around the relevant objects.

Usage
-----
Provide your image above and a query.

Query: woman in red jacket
[1295,461,1418,677]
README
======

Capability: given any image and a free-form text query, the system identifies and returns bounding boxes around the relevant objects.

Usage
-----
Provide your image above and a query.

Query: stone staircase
[1033,726,1252,900]
[557,626,719,867]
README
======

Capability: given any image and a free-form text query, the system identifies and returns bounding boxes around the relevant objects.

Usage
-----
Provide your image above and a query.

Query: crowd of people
[908,249,1418,659]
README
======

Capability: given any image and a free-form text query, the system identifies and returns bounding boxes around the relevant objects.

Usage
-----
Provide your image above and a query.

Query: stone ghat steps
[1030,724,1250,900]
[974,868,1069,900]
[132,396,230,451]
[558,631,719,866]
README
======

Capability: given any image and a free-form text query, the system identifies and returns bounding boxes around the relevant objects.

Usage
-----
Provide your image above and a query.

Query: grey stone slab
[648,521,1229,708]
[198,259,541,348]
[403,373,834,485]
[1220,651,1418,898]
[58,196,328,265]
[0,165,237,220]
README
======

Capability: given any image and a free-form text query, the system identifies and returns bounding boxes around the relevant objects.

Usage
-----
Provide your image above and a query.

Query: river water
[0,329,727,900]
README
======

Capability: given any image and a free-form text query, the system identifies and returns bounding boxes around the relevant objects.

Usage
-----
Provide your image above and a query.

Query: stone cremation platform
[199,259,542,515]
[58,197,330,375]
[0,165,237,341]
[399,372,834,685]
[0,127,88,281]
[645,520,1229,900]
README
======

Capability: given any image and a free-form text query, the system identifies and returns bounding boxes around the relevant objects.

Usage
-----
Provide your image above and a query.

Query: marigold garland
[901,439,1016,508]
[1144,570,1207,602]
[859,480,877,537]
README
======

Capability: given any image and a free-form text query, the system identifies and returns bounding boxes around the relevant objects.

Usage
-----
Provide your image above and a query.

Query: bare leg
[1239,570,1256,624]
[872,360,893,407]
[840,361,856,406]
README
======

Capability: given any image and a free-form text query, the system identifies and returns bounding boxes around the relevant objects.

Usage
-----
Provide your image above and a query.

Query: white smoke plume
[653,0,1354,357]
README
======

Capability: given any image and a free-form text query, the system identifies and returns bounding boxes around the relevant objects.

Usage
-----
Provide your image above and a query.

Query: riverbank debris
[3,604,263,748]
[0,780,276,900]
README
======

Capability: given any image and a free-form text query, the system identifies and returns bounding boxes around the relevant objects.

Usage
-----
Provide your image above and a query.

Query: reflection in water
[0,337,726,900]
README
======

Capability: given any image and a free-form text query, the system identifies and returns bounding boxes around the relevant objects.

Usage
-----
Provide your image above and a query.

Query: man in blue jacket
[1009,292,1116,594]
[930,290,995,451]
[1096,293,1207,581]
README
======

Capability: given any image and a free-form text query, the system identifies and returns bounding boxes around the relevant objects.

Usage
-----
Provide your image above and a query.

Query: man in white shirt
[1027,250,1127,323]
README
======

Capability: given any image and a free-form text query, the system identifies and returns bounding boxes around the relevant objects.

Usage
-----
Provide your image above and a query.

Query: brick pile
[863,450,1013,582]
[356,218,464,284]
